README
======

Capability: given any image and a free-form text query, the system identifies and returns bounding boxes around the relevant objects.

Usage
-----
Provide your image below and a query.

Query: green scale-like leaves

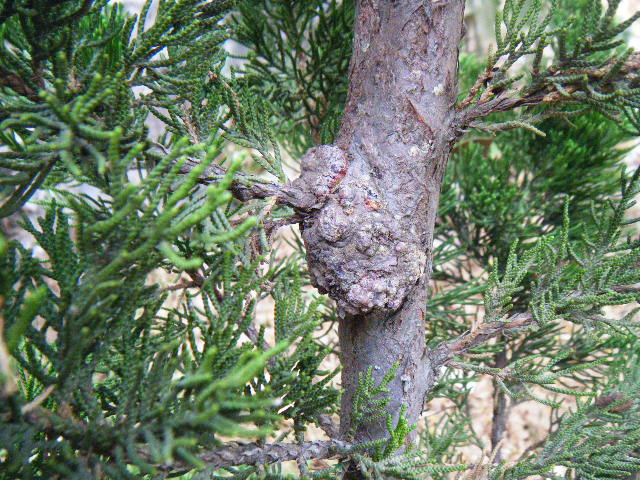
[1,0,640,479]
[0,1,339,478]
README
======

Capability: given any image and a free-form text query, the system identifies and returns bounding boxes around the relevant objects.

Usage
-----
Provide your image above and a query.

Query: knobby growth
[1,0,640,479]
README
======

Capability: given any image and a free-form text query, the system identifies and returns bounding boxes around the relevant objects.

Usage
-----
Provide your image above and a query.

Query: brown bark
[440,312,534,358]
[290,0,466,445]
[490,348,509,464]
[455,52,640,132]
[149,440,350,472]
[179,158,316,211]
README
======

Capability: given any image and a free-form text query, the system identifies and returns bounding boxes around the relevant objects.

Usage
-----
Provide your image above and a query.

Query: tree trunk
[294,0,466,445]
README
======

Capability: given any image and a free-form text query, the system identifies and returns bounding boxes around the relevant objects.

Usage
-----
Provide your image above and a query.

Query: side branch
[432,312,534,368]
[154,440,351,472]
[178,158,316,213]
[0,65,39,101]
[11,398,348,473]
[429,281,640,373]
[456,52,640,132]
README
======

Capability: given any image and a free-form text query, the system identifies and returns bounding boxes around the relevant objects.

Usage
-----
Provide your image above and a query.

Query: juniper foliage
[0,1,639,479]
[0,1,336,477]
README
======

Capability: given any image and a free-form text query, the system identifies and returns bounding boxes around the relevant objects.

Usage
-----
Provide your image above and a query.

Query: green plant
[1,1,640,479]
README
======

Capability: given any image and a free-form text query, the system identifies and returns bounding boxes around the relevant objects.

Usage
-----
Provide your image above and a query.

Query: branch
[317,413,340,439]
[456,52,640,132]
[0,311,19,398]
[152,439,350,472]
[178,158,311,210]
[432,312,534,369]
[21,385,55,414]
[11,394,348,472]
[432,279,640,367]
[489,348,509,464]
[0,66,38,101]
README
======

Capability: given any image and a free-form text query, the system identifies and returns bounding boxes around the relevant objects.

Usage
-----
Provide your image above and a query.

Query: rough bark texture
[151,440,350,472]
[490,348,509,464]
[292,0,466,444]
